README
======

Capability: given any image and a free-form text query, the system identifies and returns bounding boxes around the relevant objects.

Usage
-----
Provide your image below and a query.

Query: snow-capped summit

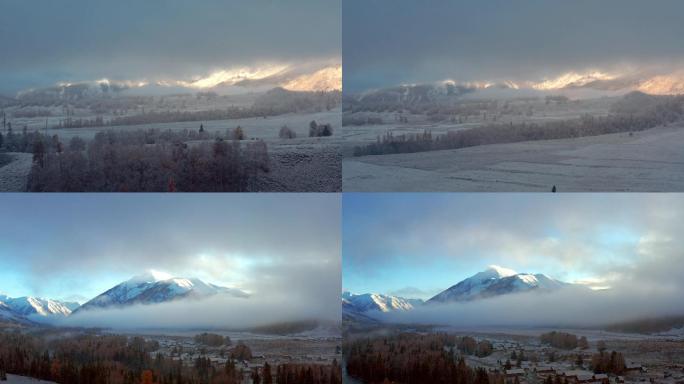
[428,266,568,303]
[473,265,518,280]
[75,272,249,312]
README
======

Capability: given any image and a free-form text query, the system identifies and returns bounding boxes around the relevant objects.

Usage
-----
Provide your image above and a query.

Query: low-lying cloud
[376,284,684,329]
[57,293,340,331]
[374,244,684,328]
[343,0,684,92]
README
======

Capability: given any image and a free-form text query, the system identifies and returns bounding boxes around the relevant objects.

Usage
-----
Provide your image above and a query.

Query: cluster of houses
[463,337,652,384]
[150,335,340,383]
[501,364,647,384]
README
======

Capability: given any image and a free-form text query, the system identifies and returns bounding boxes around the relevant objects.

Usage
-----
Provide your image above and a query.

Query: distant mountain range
[0,294,78,323]
[343,265,571,320]
[342,291,423,313]
[0,272,247,326]
[11,64,341,101]
[345,70,684,111]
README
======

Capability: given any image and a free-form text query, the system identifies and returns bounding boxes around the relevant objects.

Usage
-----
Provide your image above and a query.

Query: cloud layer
[0,0,340,94]
[343,193,684,304]
[343,0,684,92]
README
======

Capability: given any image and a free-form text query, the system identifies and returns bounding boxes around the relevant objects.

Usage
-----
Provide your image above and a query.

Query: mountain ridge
[75,272,248,313]
[427,265,568,303]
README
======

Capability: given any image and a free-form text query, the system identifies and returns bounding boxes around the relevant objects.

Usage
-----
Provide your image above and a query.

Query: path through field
[0,152,32,192]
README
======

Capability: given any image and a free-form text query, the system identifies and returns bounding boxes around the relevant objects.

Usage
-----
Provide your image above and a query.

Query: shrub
[279,125,296,139]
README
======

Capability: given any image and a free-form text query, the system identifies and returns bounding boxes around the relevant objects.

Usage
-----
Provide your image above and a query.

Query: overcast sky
[343,193,684,302]
[343,0,684,92]
[0,194,340,312]
[0,0,340,94]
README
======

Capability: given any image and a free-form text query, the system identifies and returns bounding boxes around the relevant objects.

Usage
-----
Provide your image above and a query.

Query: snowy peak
[0,295,78,318]
[0,295,78,326]
[472,265,518,281]
[342,291,423,314]
[282,65,342,92]
[76,273,248,312]
[129,270,174,283]
[428,266,568,303]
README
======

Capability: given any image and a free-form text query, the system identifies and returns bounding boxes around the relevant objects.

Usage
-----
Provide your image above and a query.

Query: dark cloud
[343,0,684,92]
[0,0,340,93]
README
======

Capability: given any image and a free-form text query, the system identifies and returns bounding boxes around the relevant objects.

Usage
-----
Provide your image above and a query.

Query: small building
[562,370,596,384]
[626,363,645,373]
[535,365,556,379]
[506,369,527,384]
[507,369,526,377]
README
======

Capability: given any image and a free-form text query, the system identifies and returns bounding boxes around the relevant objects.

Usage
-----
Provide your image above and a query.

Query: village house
[562,370,597,384]
[626,363,646,373]
[506,368,527,384]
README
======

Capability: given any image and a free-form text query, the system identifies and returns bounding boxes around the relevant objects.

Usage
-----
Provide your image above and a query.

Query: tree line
[0,331,341,384]
[24,128,269,192]
[345,333,504,384]
[352,93,684,156]
[193,333,230,348]
[539,331,589,350]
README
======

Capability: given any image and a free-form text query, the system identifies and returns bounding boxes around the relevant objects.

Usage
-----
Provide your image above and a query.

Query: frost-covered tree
[232,126,245,140]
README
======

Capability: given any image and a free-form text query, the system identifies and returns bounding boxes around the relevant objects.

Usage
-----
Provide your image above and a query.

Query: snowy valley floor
[343,124,684,192]
[5,374,56,384]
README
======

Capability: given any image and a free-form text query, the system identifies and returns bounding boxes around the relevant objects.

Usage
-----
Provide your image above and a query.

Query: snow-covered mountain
[1,296,78,317]
[0,294,77,326]
[0,301,28,324]
[282,65,342,92]
[428,265,568,303]
[342,291,423,314]
[75,272,248,312]
[0,294,78,318]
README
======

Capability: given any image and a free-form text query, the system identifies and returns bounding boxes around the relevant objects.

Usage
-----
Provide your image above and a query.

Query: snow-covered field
[4,375,56,384]
[343,124,684,192]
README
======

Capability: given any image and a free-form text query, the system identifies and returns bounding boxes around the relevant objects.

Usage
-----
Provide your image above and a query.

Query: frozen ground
[343,124,684,192]
[0,152,32,192]
[5,375,56,384]
[255,143,341,192]
[0,109,342,192]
